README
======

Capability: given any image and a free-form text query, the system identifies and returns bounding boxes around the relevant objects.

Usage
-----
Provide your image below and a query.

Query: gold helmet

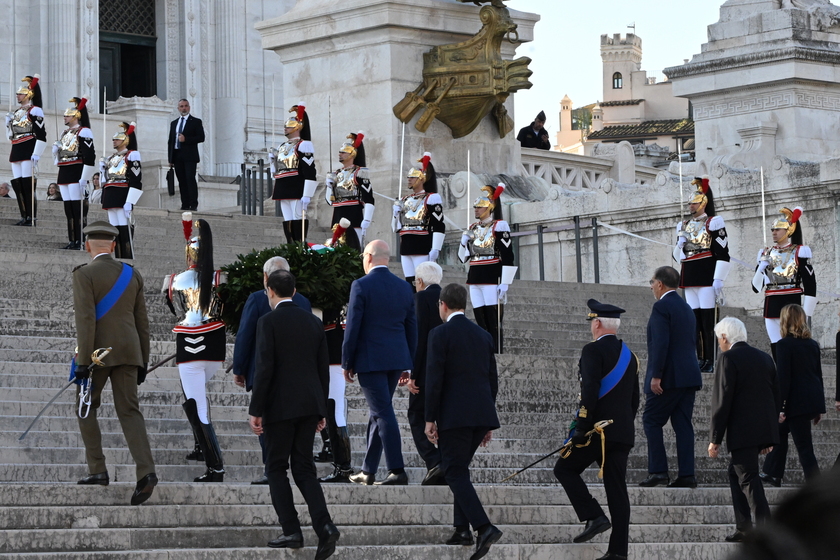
[689,176,709,206]
[181,212,200,261]
[17,74,40,100]
[339,131,365,159]
[771,207,803,243]
[407,152,432,183]
[65,97,87,119]
[113,121,136,148]
[474,182,506,210]
[284,102,306,131]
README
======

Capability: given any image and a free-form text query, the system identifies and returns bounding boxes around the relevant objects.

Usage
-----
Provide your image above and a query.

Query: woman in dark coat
[761,304,825,486]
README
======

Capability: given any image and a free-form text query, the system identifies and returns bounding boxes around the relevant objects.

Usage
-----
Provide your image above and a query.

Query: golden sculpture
[393,0,532,139]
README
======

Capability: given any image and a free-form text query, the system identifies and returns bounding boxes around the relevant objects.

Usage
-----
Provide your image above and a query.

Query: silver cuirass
[170,269,223,328]
[11,107,33,139]
[275,139,300,173]
[106,152,129,183]
[469,221,498,259]
[682,217,711,256]
[57,129,80,162]
[767,244,799,287]
[333,167,360,202]
[399,193,428,231]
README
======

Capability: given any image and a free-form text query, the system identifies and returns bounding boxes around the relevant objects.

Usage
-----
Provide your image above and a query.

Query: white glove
[461,232,470,247]
[124,203,132,219]
[268,149,276,161]
[497,284,509,297]
[757,259,770,273]
[361,219,371,237]
[30,154,39,163]
[676,234,687,248]
[393,203,401,218]
[4,114,10,126]
[325,174,336,188]
[712,279,723,297]
[300,196,310,211]
[428,249,440,262]
[51,142,60,154]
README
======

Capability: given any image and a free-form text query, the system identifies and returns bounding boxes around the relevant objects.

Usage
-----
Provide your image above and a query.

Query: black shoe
[314,446,334,463]
[725,530,746,543]
[471,524,502,560]
[759,472,782,487]
[668,475,698,488]
[421,465,447,486]
[595,554,628,560]
[700,360,714,373]
[445,529,474,546]
[639,473,670,487]
[573,515,611,543]
[268,532,303,549]
[130,473,158,505]
[374,471,408,485]
[315,522,340,560]
[61,242,75,249]
[14,218,27,226]
[78,472,109,486]
[194,468,224,482]
[71,240,81,250]
[349,471,375,485]
[186,446,205,461]
[320,465,353,483]
[250,475,269,485]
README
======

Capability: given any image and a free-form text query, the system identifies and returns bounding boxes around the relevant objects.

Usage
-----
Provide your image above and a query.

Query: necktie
[176,117,185,149]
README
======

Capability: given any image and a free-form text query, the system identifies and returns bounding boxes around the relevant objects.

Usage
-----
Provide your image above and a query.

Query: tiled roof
[599,99,644,107]
[587,118,694,140]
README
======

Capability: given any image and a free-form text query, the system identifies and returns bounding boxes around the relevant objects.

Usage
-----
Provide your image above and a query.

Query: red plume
[353,131,365,148]
[700,177,710,193]
[182,212,193,241]
[126,122,136,136]
[790,207,803,224]
[420,152,431,172]
[29,75,40,89]
[77,97,88,111]
[492,182,505,200]
[331,218,351,246]
[295,102,306,122]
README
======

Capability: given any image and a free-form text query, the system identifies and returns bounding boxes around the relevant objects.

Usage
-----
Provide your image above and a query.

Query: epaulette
[797,245,812,259]
[708,215,725,231]
[72,263,87,272]
[356,167,370,180]
[297,140,314,155]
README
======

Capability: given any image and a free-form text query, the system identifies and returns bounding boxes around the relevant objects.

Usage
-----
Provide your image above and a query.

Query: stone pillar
[47,0,80,108]
[213,0,246,177]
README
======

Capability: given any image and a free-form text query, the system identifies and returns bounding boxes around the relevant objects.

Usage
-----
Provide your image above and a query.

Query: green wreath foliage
[219,243,364,334]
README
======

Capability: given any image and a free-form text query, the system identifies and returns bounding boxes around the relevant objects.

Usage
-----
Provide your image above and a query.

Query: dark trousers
[173,154,199,210]
[554,440,632,557]
[357,370,404,473]
[439,426,491,530]
[264,415,332,537]
[762,414,820,481]
[729,447,771,531]
[259,432,268,474]
[642,388,696,477]
[408,387,441,470]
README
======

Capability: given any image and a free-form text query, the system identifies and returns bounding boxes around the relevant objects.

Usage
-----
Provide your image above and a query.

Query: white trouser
[765,318,782,344]
[59,183,84,201]
[11,161,34,178]
[400,254,430,278]
[179,361,220,423]
[470,284,499,308]
[328,364,347,427]
[107,208,129,226]
[279,199,304,221]
[684,286,715,309]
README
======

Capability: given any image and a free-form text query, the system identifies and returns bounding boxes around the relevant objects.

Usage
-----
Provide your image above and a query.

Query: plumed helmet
[65,97,92,128]
[771,207,804,244]
[113,122,138,150]
[474,182,505,210]
[17,74,42,106]
[284,101,311,140]
[339,131,366,166]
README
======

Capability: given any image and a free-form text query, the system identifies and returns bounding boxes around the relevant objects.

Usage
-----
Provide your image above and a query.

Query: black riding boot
[116,225,133,259]
[405,276,416,293]
[485,304,503,354]
[474,305,488,332]
[314,429,333,463]
[693,308,705,369]
[282,221,293,244]
[69,200,83,249]
[182,399,225,482]
[320,400,353,483]
[699,308,716,372]
[11,178,26,224]
[19,177,36,225]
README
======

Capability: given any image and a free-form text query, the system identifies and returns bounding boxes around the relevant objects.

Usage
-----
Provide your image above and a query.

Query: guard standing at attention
[54,97,96,250]
[6,74,46,226]
[325,132,375,245]
[101,122,142,259]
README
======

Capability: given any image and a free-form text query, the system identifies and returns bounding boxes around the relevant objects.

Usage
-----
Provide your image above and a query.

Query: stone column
[213,0,246,177]
[47,0,80,109]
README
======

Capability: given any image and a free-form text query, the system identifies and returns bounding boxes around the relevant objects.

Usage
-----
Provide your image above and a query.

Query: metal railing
[239,160,280,216]
[510,216,600,283]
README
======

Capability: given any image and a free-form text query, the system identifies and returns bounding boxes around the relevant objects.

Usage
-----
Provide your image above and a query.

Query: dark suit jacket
[341,266,417,373]
[710,341,779,451]
[72,254,149,368]
[776,336,825,417]
[516,123,550,150]
[575,335,640,446]
[412,283,442,386]
[645,291,702,393]
[233,289,311,391]
[425,314,499,431]
[249,300,329,424]
[168,114,205,163]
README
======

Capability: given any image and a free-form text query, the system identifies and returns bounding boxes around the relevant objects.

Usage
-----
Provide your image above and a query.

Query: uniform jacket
[72,254,149,368]
[776,335,825,417]
[341,266,417,373]
[425,314,499,431]
[710,341,779,451]
[249,300,329,424]
[232,289,311,391]
[516,123,550,150]
[575,335,640,446]
[645,291,703,393]
[411,283,442,386]
[168,115,205,163]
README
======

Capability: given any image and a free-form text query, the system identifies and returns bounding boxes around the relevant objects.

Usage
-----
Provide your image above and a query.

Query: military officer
[553,300,640,560]
[72,221,157,505]
[393,152,445,289]
[325,132,375,245]
[100,122,142,259]
[751,207,817,354]
[270,102,317,243]
[673,176,731,372]
[6,74,46,226]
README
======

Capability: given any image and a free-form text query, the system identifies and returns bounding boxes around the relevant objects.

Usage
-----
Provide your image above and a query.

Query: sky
[511,0,723,133]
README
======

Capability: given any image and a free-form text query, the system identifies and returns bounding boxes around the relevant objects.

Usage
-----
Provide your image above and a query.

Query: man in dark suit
[516,110,551,150]
[233,256,311,484]
[425,283,502,559]
[709,316,779,542]
[72,221,156,505]
[553,299,639,560]
[167,99,205,211]
[407,261,446,486]
[641,266,703,488]
[248,270,339,559]
[342,239,417,485]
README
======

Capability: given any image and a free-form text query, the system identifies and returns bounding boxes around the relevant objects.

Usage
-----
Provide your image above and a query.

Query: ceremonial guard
[163,214,227,482]
[101,122,142,259]
[270,102,317,244]
[673,177,731,373]
[53,97,96,249]
[393,152,445,288]
[553,300,640,560]
[751,207,817,352]
[6,74,46,226]
[325,132,375,245]
[459,183,516,353]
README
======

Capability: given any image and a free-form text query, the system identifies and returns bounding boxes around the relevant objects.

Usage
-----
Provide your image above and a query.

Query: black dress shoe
[320,465,353,483]
[194,468,224,482]
[268,532,303,549]
[374,471,408,485]
[639,473,670,487]
[725,530,746,542]
[700,360,714,373]
[421,465,447,486]
[573,515,611,543]
[186,446,204,461]
[61,242,75,249]
[78,472,109,486]
[759,472,782,487]
[445,529,474,546]
[668,475,698,488]
[250,475,269,485]
[595,553,628,560]
[471,524,502,560]
[315,522,340,560]
[14,218,27,226]
[349,471,375,485]
[130,473,158,505]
